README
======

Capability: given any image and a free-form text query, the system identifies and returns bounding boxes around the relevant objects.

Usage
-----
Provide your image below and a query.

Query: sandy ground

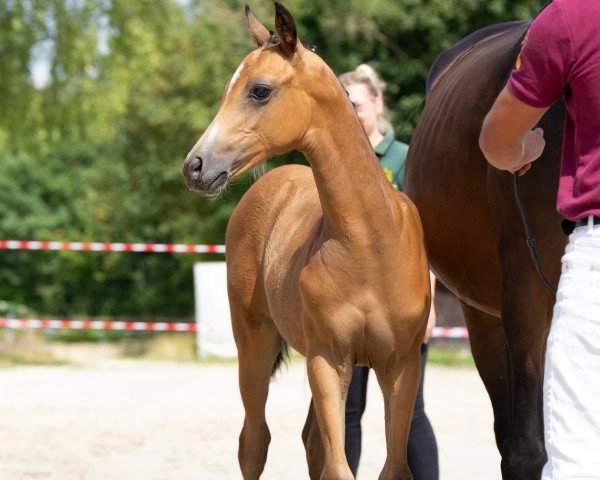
[0,359,500,480]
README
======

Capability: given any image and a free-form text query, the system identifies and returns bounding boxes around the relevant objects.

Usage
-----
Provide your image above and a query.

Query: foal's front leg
[374,344,422,480]
[306,349,354,480]
[233,314,284,480]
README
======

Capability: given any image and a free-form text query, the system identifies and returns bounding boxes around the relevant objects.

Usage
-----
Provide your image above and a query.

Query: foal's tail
[271,339,289,378]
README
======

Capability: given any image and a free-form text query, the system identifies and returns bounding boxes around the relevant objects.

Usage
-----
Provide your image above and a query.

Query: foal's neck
[301,80,398,242]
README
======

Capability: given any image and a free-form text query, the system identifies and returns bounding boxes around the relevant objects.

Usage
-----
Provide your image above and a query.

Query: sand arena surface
[0,360,500,479]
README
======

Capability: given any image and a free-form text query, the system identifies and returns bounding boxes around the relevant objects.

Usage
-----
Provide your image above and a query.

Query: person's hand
[424,303,437,344]
[512,128,545,176]
[514,163,532,176]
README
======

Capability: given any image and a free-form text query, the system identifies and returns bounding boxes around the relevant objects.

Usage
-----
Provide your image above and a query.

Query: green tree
[0,0,545,319]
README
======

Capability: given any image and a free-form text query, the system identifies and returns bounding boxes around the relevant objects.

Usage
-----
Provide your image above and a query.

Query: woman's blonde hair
[338,64,394,135]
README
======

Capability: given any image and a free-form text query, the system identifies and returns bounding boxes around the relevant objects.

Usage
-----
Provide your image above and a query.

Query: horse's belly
[405,142,502,315]
[404,23,536,316]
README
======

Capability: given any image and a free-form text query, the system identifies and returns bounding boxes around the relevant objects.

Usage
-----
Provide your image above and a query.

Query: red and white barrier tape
[0,318,467,338]
[431,326,469,339]
[0,240,225,254]
[0,318,196,332]
[1,241,469,338]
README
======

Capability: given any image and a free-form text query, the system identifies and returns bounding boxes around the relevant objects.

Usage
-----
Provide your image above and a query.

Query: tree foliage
[0,0,544,318]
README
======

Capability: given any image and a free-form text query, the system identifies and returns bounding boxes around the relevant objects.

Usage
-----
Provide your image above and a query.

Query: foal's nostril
[190,155,203,180]
[192,155,203,171]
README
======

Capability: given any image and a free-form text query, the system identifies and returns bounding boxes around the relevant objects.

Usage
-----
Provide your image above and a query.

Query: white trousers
[542,217,600,480]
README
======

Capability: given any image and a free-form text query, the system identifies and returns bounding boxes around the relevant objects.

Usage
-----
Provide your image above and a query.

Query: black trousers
[344,343,439,479]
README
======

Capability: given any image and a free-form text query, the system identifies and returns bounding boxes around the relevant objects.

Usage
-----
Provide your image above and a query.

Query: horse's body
[183,5,430,479]
[405,21,566,479]
[227,165,427,362]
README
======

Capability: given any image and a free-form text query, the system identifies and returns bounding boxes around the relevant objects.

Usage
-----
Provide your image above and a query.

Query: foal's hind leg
[302,399,325,479]
[233,309,284,480]
[374,344,421,480]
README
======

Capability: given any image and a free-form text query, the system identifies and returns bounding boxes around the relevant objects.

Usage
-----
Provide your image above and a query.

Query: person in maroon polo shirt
[479,1,600,478]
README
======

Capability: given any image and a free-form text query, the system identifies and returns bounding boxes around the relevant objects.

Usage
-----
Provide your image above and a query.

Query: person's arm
[480,1,575,175]
[479,87,548,175]
[424,271,437,344]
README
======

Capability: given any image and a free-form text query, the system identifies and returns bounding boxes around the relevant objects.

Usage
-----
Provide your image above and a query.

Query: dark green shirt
[375,131,409,191]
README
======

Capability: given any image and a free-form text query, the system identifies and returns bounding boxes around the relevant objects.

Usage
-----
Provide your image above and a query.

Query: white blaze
[227,61,245,96]
[201,122,219,157]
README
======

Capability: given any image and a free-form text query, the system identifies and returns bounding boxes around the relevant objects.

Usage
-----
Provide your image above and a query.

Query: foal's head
[182,3,338,195]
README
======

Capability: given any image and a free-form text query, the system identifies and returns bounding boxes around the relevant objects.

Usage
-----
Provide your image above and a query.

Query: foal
[182,4,430,479]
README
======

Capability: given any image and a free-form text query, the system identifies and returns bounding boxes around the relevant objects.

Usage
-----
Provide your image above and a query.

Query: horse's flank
[406,21,535,313]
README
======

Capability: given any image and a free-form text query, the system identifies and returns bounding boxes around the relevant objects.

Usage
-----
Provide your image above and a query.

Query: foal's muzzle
[182,154,228,195]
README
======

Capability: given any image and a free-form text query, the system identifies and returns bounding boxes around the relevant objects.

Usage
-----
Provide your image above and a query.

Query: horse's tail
[271,338,289,378]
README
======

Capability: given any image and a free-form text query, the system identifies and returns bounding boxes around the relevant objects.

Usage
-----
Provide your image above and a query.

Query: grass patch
[0,353,67,368]
[196,347,476,369]
[198,354,238,364]
[1,330,198,366]
[196,346,305,365]
[428,346,475,368]
[123,333,197,362]
[0,330,67,368]
[1,331,475,369]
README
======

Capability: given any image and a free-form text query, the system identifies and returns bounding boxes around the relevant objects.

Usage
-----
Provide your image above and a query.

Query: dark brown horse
[404,21,566,480]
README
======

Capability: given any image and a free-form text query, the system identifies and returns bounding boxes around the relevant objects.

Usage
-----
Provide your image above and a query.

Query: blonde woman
[339,64,439,480]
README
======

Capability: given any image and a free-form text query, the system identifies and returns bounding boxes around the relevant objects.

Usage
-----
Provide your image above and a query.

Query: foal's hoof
[319,465,354,480]
[378,468,412,480]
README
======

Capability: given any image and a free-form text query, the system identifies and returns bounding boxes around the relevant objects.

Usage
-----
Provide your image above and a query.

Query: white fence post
[193,262,237,360]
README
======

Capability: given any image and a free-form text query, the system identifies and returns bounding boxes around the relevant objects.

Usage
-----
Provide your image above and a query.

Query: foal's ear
[245,5,270,47]
[274,2,299,58]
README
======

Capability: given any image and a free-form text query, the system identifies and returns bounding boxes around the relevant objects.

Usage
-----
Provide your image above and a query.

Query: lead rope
[513,173,558,294]
[510,1,556,295]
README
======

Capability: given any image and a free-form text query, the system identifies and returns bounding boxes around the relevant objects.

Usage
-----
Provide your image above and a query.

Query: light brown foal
[182,4,430,479]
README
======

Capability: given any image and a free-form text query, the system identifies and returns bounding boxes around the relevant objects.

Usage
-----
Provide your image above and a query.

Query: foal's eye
[250,84,272,102]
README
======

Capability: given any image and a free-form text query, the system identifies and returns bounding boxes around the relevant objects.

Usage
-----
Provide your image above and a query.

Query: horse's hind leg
[460,302,511,453]
[233,307,284,480]
[499,279,552,480]
[374,344,421,480]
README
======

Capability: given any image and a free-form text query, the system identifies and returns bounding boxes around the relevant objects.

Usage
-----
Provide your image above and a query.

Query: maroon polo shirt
[507,0,600,221]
